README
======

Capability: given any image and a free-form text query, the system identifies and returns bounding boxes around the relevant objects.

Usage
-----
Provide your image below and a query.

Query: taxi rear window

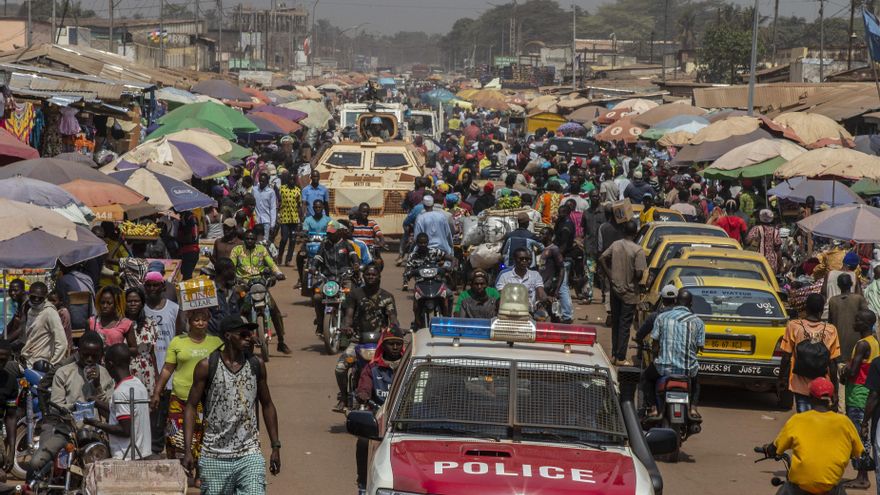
[326,152,363,168]
[689,256,770,280]
[391,358,626,444]
[660,267,764,288]
[656,242,737,267]
[646,226,726,249]
[687,286,783,319]
[373,153,409,168]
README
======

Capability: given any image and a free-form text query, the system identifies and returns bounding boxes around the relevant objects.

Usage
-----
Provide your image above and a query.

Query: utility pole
[819,0,825,81]
[109,0,114,54]
[747,0,759,115]
[771,0,779,61]
[847,0,856,70]
[510,0,516,56]
[51,0,55,46]
[572,2,577,90]
[217,0,223,72]
[26,0,31,48]
[194,0,200,70]
[159,0,165,67]
[310,0,319,77]
[661,0,669,82]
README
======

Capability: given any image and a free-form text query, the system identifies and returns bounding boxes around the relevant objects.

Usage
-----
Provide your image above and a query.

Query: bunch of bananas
[120,221,161,237]
[496,196,522,210]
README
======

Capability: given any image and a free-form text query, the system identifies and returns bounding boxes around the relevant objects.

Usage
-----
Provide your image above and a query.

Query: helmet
[370,116,383,125]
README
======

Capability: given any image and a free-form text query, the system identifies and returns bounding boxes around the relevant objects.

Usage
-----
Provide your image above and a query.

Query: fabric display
[2,102,35,143]
[59,107,81,136]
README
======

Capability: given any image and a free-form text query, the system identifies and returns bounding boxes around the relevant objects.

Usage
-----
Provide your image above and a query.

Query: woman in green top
[150,308,223,463]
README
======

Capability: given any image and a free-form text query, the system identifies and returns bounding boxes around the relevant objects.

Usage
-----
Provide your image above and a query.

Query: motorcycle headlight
[81,442,110,464]
[419,267,438,278]
[358,347,376,361]
[250,283,267,302]
[322,280,340,297]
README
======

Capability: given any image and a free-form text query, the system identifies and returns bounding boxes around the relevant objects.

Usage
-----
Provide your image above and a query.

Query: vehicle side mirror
[777,291,789,303]
[645,428,678,456]
[347,410,382,440]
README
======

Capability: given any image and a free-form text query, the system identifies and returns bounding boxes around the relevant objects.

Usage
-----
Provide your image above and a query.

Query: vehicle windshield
[654,242,737,268]
[391,357,626,445]
[373,152,409,168]
[684,284,784,319]
[642,226,726,249]
[344,111,364,127]
[325,151,363,168]
[659,266,764,288]
[687,256,771,282]
[409,114,434,134]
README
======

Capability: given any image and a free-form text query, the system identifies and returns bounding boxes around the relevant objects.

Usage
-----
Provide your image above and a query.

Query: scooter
[241,273,277,363]
[301,234,326,297]
[412,262,450,330]
[12,367,46,480]
[345,330,382,412]
[753,446,793,493]
[314,270,351,355]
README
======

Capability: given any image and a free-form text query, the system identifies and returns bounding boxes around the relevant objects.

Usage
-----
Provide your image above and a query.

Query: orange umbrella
[248,112,302,134]
[60,179,145,207]
[242,87,271,104]
[597,108,634,125]
[596,117,645,143]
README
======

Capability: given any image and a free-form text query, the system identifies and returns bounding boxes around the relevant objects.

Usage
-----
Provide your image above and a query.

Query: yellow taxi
[642,235,742,286]
[632,205,686,224]
[636,221,728,253]
[677,247,780,292]
[666,276,789,407]
[641,259,772,308]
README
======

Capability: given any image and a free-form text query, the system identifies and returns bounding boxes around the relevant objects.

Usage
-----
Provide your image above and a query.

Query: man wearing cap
[623,170,654,205]
[184,315,282,494]
[473,182,496,215]
[414,196,454,256]
[211,219,243,266]
[312,221,362,335]
[764,376,862,495]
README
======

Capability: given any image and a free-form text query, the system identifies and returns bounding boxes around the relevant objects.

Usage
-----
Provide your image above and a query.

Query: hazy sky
[305,0,824,35]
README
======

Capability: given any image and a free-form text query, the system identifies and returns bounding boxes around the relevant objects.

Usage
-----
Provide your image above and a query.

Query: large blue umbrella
[653,115,710,133]
[769,178,862,207]
[420,88,455,106]
[108,169,216,212]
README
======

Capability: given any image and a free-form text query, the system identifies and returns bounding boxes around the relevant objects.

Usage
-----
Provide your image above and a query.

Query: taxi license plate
[705,338,751,352]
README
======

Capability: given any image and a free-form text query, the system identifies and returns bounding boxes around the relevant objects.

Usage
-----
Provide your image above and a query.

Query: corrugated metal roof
[693,83,836,111]
[767,84,880,121]
[9,71,124,101]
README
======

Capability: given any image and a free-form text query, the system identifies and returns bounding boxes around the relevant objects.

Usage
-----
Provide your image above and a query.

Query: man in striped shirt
[351,203,385,249]
[641,288,705,419]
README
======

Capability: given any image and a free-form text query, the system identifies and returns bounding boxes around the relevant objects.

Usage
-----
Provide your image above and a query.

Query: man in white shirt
[85,344,152,460]
[20,282,67,368]
[496,247,548,309]
[252,172,277,240]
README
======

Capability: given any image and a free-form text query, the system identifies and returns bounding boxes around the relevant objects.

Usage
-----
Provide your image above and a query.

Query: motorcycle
[241,273,277,362]
[28,400,110,494]
[314,270,351,355]
[13,367,46,480]
[301,234,326,297]
[344,330,382,412]
[753,445,792,492]
[412,263,451,330]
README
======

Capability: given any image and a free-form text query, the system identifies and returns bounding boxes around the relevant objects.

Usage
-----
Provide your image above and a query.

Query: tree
[697,24,760,83]
[18,0,94,22]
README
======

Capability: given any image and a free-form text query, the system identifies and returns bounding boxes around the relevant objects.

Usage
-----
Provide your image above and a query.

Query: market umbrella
[0,157,121,185]
[60,179,146,207]
[106,137,230,181]
[690,116,762,145]
[612,98,658,114]
[657,130,695,147]
[632,103,707,127]
[191,80,253,102]
[0,177,93,225]
[456,88,479,100]
[242,87,271,104]
[0,198,107,268]
[769,179,863,207]
[249,105,307,122]
[567,105,606,124]
[673,128,774,164]
[595,117,644,143]
[651,115,710,134]
[108,169,216,212]
[245,114,289,135]
[156,101,259,136]
[796,203,880,243]
[763,112,855,149]
[557,122,586,136]
[420,88,455,106]
[641,128,668,141]
[279,100,331,129]
[154,128,251,163]
[774,148,880,181]
[318,83,344,92]
[248,112,302,134]
[53,152,95,166]
[701,138,807,179]
[526,95,559,114]
[147,117,237,141]
[853,179,880,195]
[706,109,751,123]
[0,127,39,165]
[469,89,509,110]
[597,108,634,125]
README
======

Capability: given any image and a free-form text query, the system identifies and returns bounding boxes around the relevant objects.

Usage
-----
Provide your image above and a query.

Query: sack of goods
[468,242,502,270]
[460,207,542,248]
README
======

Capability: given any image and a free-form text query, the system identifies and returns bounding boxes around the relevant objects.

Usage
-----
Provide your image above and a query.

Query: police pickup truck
[347,288,676,495]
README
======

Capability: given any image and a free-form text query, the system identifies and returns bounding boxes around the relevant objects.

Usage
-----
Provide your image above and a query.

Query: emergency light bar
[430,317,596,346]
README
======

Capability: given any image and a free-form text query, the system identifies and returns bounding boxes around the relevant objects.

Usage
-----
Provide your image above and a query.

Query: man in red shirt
[715,199,748,243]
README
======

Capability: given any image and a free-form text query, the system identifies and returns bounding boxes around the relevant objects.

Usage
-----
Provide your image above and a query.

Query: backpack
[793,322,831,379]
[201,350,261,417]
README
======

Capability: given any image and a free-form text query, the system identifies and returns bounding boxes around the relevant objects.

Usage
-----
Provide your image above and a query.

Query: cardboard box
[177,277,218,311]
[611,199,634,224]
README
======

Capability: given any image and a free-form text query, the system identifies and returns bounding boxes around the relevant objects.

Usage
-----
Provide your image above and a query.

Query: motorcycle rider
[296,198,331,290]
[403,232,455,323]
[762,377,862,495]
[0,341,18,472]
[354,329,405,494]
[230,229,291,355]
[334,264,398,413]
[635,284,679,343]
[313,222,362,337]
[640,288,705,419]
[351,202,385,268]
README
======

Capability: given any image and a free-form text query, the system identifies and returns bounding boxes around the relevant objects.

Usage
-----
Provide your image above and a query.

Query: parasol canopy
[108,169,216,212]
[657,130,695,147]
[764,112,855,149]
[701,138,807,179]
[191,80,253,102]
[241,87,270,104]
[59,179,146,207]
[633,103,707,127]
[248,112,302,134]
[0,198,107,268]
[105,137,229,181]
[0,158,120,185]
[597,108,634,125]
[690,116,761,145]
[0,177,93,225]
[468,89,509,110]
[796,203,880,243]
[557,122,586,136]
[567,105,606,124]
[279,100,331,129]
[526,95,559,114]
[249,105,307,122]
[853,178,880,195]
[595,117,644,143]
[769,178,863,207]
[420,88,456,106]
[773,148,880,180]
[651,115,710,134]
[153,102,259,139]
[612,98,658,114]
[673,128,774,165]
[706,109,751,123]
[0,127,39,165]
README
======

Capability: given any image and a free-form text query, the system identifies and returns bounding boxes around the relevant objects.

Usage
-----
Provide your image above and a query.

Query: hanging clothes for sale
[30,107,45,150]
[59,107,81,135]
[3,102,35,143]
[42,111,62,156]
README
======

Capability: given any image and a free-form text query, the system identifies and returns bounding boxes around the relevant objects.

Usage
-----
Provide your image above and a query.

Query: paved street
[259,260,848,495]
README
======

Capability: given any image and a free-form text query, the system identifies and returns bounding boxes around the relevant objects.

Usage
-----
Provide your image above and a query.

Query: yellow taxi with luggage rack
[642,235,742,286]
[636,221,728,254]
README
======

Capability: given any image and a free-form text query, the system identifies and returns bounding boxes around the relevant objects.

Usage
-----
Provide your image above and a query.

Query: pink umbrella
[0,128,39,165]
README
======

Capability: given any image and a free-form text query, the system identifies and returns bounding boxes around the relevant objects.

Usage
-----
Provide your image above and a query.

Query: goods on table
[119,221,161,238]
[497,196,522,210]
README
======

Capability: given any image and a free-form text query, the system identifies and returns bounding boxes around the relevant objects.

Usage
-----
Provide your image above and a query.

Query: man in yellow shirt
[763,377,862,494]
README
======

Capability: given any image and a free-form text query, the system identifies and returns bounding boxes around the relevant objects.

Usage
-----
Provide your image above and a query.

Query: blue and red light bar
[430,317,596,346]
